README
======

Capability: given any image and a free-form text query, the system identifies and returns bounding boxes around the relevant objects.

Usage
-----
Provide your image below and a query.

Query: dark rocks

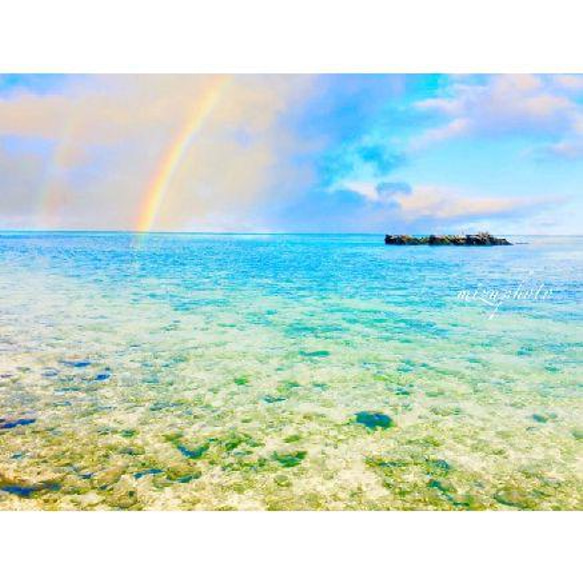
[262,395,287,403]
[55,386,82,393]
[385,232,512,246]
[175,442,209,460]
[61,359,92,368]
[0,418,36,430]
[299,350,330,358]
[0,474,60,498]
[94,371,111,381]
[493,487,534,509]
[355,411,394,430]
[429,459,452,472]
[92,464,127,488]
[272,451,306,468]
[174,473,201,483]
[222,432,261,451]
[134,468,163,479]
[121,429,138,438]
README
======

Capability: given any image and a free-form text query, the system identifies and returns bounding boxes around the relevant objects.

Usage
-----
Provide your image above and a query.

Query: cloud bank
[0,74,579,233]
[413,74,583,159]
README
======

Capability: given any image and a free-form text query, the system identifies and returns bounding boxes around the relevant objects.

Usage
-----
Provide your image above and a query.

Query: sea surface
[0,232,581,510]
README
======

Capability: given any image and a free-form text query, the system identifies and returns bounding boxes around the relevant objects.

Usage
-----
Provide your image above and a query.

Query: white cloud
[0,75,316,230]
[554,75,583,92]
[413,74,583,150]
[343,180,558,224]
[396,185,543,220]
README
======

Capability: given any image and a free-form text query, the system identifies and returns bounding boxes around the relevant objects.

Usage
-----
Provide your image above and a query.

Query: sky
[0,73,582,234]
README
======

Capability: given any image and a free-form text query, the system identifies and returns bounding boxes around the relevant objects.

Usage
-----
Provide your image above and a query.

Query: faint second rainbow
[135,76,229,234]
[36,111,78,228]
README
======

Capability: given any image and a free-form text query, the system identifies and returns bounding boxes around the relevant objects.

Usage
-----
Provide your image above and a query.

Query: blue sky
[0,74,582,233]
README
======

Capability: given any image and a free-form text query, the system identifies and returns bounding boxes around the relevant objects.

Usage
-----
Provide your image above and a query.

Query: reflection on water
[0,233,581,509]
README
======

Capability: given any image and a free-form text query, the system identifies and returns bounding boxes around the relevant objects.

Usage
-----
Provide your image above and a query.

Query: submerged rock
[384,232,512,246]
[134,468,163,479]
[0,473,60,498]
[61,359,92,368]
[93,464,128,488]
[494,487,535,509]
[428,459,451,472]
[121,429,138,438]
[272,451,306,468]
[427,478,454,494]
[174,473,201,483]
[222,432,261,451]
[94,371,111,381]
[262,395,287,403]
[299,350,330,358]
[0,418,36,430]
[274,474,292,487]
[175,442,209,460]
[355,411,394,430]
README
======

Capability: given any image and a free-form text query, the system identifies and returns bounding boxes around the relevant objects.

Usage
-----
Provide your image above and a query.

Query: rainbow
[135,76,229,234]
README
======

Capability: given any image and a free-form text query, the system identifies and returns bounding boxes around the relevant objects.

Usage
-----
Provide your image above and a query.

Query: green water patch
[134,468,163,479]
[120,429,138,438]
[430,405,463,417]
[272,451,306,468]
[299,350,330,358]
[120,445,145,456]
[221,431,262,452]
[366,455,479,509]
[354,411,394,430]
[172,472,201,483]
[531,413,557,424]
[279,380,300,391]
[263,379,301,403]
[262,395,287,403]
[164,434,209,460]
[176,443,208,460]
[274,474,292,487]
[284,322,344,338]
[149,401,182,412]
[493,487,539,510]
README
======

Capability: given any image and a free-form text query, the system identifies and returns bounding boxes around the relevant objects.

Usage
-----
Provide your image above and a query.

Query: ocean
[0,232,581,509]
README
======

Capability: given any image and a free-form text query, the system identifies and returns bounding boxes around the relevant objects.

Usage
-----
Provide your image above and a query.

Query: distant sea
[0,232,581,509]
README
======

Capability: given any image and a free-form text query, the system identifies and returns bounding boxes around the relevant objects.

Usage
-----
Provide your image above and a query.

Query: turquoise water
[0,233,581,509]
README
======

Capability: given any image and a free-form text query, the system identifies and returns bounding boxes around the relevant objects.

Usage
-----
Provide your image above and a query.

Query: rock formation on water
[384,232,512,246]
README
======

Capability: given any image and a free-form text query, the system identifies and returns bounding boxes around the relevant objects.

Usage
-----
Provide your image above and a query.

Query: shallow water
[0,232,581,510]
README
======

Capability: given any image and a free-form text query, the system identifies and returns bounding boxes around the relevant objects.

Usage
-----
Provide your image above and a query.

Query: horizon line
[0,229,582,237]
